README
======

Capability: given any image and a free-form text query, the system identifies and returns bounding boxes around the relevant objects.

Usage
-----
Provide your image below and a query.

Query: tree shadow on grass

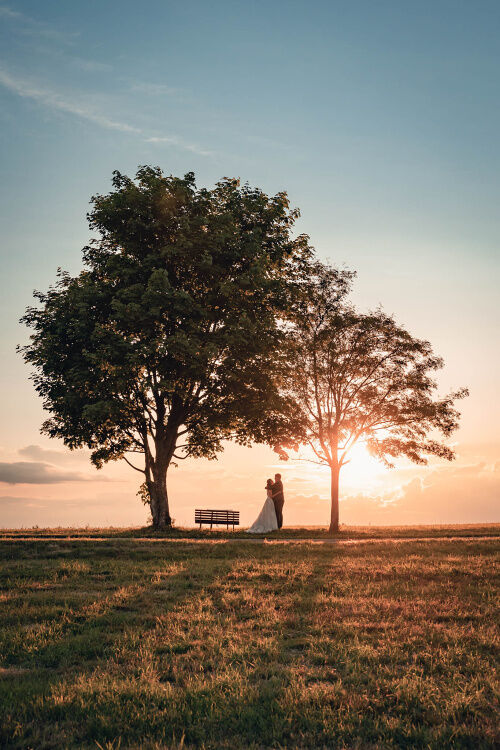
[148,549,331,749]
[231,554,329,748]
[0,540,234,749]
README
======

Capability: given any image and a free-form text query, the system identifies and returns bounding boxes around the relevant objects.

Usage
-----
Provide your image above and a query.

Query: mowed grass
[0,536,498,748]
[1,523,499,541]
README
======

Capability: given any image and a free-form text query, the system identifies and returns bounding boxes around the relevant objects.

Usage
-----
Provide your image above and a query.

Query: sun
[294,442,386,495]
[340,443,384,491]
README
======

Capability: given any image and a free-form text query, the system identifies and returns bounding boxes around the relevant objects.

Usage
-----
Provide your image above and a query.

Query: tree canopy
[280,263,468,532]
[21,166,312,527]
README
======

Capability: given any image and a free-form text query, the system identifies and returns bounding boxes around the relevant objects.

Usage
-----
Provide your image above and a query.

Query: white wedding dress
[247,490,278,533]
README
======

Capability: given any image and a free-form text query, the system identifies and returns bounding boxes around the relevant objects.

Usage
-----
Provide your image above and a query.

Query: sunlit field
[0,530,498,749]
[1,524,498,540]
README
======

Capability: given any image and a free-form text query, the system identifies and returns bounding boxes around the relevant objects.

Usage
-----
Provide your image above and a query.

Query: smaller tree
[281,264,468,533]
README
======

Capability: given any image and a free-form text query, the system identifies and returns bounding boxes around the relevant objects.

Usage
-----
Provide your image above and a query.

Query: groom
[271,473,284,529]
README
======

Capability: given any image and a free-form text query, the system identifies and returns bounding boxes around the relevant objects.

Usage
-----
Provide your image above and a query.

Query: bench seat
[195,509,239,529]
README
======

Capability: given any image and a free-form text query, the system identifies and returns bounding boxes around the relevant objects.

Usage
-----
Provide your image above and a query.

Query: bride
[248,479,278,533]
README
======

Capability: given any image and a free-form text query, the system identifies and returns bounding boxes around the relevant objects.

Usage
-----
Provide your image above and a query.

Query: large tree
[21,167,311,528]
[280,263,468,533]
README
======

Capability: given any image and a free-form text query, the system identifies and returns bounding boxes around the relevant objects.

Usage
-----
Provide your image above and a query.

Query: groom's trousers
[274,498,284,529]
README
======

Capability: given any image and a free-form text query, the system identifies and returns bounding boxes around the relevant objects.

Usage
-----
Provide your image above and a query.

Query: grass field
[0,528,498,748]
[1,523,499,540]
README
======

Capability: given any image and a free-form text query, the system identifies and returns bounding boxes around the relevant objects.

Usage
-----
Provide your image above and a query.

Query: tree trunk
[143,421,178,530]
[148,449,173,530]
[329,462,340,534]
[149,474,172,529]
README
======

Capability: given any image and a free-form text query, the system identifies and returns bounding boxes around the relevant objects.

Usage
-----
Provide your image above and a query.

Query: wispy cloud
[0,67,140,133]
[0,5,20,19]
[1,6,214,157]
[130,81,177,96]
[0,461,90,484]
[0,67,213,155]
[145,135,213,157]
[18,444,90,466]
[0,4,77,44]
[71,57,113,73]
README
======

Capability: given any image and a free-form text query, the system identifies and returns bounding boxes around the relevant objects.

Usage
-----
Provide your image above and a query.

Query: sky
[1,0,499,528]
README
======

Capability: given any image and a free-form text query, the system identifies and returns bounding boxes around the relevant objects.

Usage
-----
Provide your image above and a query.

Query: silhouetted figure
[248,478,278,533]
[271,473,284,529]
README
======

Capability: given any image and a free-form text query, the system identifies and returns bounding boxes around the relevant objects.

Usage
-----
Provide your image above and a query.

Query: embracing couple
[248,473,284,534]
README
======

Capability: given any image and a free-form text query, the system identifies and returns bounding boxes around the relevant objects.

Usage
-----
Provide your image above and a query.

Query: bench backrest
[195,509,240,524]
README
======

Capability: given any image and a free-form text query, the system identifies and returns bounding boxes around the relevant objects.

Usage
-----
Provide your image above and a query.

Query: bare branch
[123,456,146,474]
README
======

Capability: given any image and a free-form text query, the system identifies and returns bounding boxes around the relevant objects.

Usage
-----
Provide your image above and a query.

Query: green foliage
[20,167,312,524]
[136,482,151,507]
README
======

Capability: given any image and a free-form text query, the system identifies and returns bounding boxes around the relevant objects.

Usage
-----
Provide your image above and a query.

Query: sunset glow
[341,444,385,491]
[1,6,499,750]
[0,2,498,529]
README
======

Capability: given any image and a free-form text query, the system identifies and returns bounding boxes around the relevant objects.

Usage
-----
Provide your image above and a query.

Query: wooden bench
[195,509,239,530]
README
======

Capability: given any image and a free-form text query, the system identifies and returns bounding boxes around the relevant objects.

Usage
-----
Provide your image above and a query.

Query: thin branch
[123,456,145,474]
[342,347,401,413]
[294,456,328,467]
[308,440,328,464]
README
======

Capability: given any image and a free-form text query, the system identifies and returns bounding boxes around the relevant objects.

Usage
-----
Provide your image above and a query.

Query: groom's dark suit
[272,480,284,529]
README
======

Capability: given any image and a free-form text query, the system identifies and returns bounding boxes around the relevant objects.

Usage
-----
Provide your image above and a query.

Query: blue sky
[1,1,499,527]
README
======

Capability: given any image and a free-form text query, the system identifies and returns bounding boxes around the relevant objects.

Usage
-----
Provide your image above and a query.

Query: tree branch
[123,456,145,474]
